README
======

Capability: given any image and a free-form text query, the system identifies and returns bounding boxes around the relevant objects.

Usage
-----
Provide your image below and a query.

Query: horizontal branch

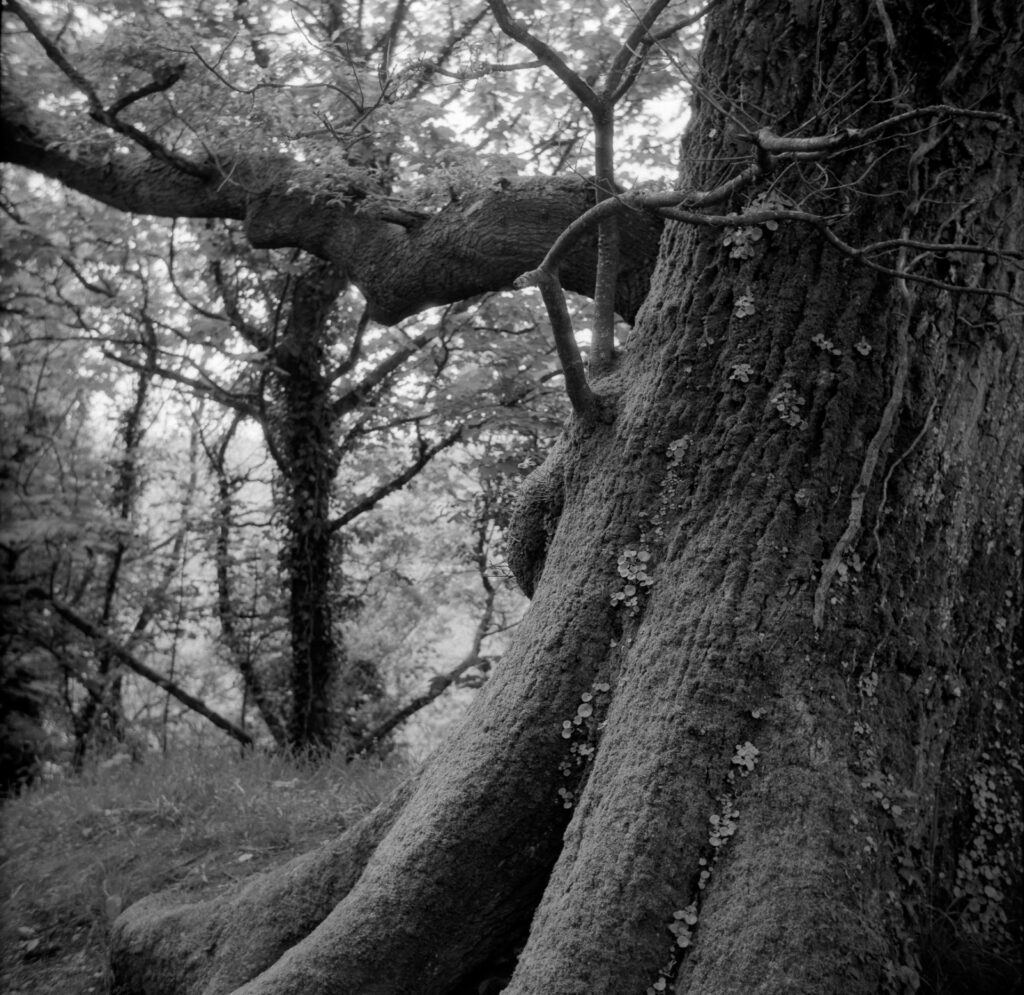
[740,105,1014,156]
[2,104,662,326]
[7,0,206,178]
[1,104,248,218]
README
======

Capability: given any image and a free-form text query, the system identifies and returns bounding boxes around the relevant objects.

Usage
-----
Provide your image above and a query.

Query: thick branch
[3,106,662,325]
[1,105,247,218]
[247,176,663,325]
[5,0,206,177]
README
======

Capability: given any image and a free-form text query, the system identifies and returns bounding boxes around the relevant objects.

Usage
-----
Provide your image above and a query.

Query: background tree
[2,0,1022,993]
[1,181,555,763]
[0,194,243,764]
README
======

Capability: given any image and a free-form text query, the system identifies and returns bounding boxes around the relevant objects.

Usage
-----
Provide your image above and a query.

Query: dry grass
[0,747,406,995]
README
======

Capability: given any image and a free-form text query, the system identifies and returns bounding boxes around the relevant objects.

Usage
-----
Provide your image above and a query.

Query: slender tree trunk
[209,421,289,747]
[73,327,156,765]
[110,2,1022,992]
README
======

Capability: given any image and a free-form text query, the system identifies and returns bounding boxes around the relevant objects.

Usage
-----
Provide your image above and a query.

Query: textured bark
[109,778,415,995]
[102,0,1021,991]
[0,108,662,326]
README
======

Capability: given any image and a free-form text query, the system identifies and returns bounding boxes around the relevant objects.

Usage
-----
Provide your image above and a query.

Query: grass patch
[0,747,406,995]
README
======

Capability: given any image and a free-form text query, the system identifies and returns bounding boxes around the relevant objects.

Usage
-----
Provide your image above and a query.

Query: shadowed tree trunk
[273,262,349,753]
[88,0,1024,991]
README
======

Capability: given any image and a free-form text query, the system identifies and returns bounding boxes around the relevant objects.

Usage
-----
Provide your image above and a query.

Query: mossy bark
[111,1,1023,992]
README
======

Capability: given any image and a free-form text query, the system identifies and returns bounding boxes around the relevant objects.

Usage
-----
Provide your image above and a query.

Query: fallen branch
[45,596,254,746]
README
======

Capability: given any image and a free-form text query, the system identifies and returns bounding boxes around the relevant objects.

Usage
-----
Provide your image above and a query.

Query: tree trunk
[111,2,1022,993]
[73,328,157,765]
[210,428,289,748]
[275,263,348,754]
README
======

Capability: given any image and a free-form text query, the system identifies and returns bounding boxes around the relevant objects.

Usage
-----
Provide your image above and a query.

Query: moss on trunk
[110,1,1023,992]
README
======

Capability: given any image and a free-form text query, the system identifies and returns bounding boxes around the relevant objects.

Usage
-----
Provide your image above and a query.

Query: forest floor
[0,747,406,995]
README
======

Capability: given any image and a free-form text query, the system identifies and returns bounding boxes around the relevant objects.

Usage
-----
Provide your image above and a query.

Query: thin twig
[327,427,464,532]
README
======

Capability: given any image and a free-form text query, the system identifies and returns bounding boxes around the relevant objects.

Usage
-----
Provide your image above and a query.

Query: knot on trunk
[505,444,567,598]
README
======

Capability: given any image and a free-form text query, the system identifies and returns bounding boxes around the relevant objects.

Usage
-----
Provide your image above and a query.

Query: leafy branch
[5,0,207,179]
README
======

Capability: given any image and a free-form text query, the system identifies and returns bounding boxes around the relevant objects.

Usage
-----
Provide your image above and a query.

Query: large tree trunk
[111,1,1022,993]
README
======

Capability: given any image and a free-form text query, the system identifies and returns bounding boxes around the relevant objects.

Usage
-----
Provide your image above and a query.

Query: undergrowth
[0,747,406,995]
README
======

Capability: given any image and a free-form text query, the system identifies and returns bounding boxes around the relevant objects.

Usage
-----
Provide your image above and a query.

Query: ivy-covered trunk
[274,263,347,754]
[110,1,1022,992]
[274,261,393,754]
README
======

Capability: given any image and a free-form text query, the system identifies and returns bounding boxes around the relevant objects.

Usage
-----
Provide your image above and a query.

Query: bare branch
[346,509,500,758]
[330,306,371,381]
[330,328,435,417]
[486,0,600,113]
[328,426,463,532]
[108,64,187,116]
[103,349,260,416]
[210,256,269,348]
[745,106,1013,156]
[535,271,599,422]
